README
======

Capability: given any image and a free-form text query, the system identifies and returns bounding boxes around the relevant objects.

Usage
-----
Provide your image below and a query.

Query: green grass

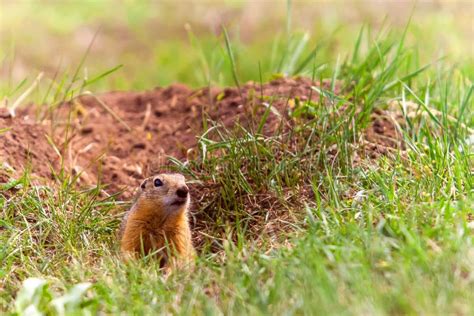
[1,1,474,315]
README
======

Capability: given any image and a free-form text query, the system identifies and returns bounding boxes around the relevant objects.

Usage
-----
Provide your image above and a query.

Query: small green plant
[14,278,95,316]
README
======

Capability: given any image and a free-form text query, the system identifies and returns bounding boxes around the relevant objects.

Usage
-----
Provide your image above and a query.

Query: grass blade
[222,26,243,102]
[83,65,123,88]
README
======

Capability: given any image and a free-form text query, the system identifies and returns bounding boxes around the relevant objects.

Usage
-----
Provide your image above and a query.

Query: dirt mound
[0,77,401,197]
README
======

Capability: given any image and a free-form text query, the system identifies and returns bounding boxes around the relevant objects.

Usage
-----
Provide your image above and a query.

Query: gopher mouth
[170,198,186,206]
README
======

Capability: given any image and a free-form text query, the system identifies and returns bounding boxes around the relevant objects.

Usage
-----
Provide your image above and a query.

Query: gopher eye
[154,178,163,187]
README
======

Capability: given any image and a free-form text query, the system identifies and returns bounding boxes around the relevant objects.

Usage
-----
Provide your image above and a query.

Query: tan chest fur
[120,198,194,261]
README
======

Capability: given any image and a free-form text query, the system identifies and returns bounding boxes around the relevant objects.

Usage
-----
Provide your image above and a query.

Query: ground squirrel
[119,173,195,266]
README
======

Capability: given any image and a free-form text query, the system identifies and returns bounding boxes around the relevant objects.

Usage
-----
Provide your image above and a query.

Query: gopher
[119,173,195,267]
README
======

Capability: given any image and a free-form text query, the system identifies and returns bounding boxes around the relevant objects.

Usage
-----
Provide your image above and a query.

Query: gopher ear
[140,179,148,190]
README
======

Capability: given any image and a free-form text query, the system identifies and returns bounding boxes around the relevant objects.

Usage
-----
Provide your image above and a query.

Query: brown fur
[119,173,195,266]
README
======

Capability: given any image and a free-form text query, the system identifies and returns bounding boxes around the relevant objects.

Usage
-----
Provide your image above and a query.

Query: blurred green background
[1,0,472,95]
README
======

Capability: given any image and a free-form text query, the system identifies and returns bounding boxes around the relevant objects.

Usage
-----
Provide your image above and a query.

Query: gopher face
[140,173,190,214]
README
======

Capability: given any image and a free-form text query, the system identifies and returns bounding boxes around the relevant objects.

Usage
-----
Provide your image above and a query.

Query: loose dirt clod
[0,78,402,197]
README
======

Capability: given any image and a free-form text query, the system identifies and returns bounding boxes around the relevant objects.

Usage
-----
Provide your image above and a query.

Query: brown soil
[0,77,402,197]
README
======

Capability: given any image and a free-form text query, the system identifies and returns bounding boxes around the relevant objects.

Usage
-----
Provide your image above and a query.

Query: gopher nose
[176,186,189,198]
